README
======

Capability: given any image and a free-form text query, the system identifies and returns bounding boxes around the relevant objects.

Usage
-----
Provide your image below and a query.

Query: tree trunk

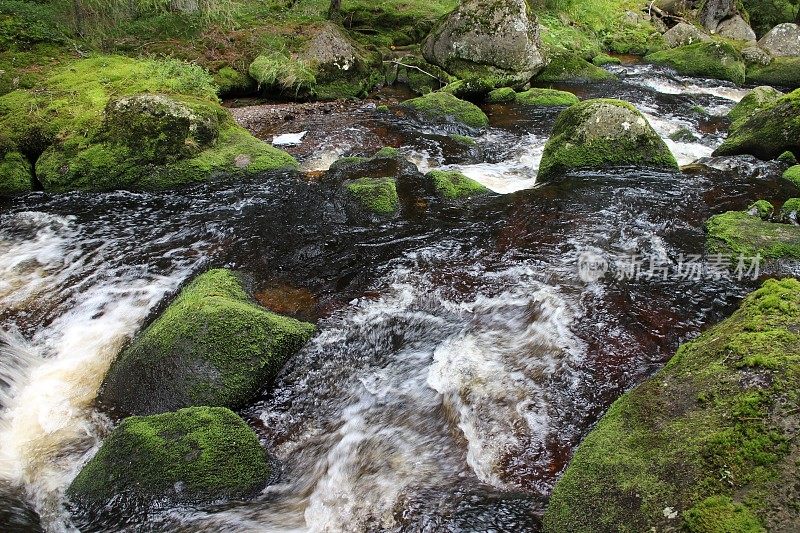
[328,0,341,20]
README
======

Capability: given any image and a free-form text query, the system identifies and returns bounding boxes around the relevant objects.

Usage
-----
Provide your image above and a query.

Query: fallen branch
[382,59,448,85]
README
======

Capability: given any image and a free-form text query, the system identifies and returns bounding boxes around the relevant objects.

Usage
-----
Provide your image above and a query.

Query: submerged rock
[401,92,489,130]
[99,269,315,416]
[758,23,800,57]
[543,278,800,532]
[707,210,800,258]
[645,41,745,84]
[714,88,800,160]
[67,407,269,511]
[537,99,678,182]
[727,86,784,126]
[662,22,710,48]
[422,0,545,85]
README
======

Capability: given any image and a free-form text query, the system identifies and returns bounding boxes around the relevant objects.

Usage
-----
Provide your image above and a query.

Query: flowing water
[0,63,797,532]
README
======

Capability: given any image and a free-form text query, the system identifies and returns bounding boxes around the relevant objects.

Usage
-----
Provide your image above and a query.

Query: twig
[382,60,446,83]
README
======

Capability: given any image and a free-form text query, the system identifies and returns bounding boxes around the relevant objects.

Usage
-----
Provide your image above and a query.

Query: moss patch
[100,269,315,416]
[727,86,784,127]
[543,278,800,532]
[747,199,775,220]
[346,176,399,214]
[592,53,622,66]
[426,170,489,199]
[67,406,269,509]
[706,210,800,258]
[779,198,800,223]
[784,165,800,188]
[486,87,516,103]
[646,41,746,85]
[516,88,579,107]
[746,57,800,88]
[401,92,489,130]
[535,53,617,83]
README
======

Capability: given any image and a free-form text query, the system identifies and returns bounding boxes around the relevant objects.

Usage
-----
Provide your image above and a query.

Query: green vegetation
[534,52,617,83]
[401,92,489,130]
[486,87,516,103]
[784,165,800,187]
[249,52,316,98]
[592,53,622,66]
[645,41,746,85]
[67,406,269,508]
[516,88,580,106]
[779,198,800,222]
[741,0,800,37]
[714,89,800,160]
[100,269,316,415]
[746,57,800,88]
[346,177,399,214]
[543,278,800,532]
[778,150,798,164]
[538,98,678,182]
[727,86,784,127]
[748,199,775,219]
[706,210,800,258]
[425,170,489,199]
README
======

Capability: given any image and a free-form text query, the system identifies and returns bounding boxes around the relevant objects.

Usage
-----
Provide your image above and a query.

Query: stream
[1,61,798,532]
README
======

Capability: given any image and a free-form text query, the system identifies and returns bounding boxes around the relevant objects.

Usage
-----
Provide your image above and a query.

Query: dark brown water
[0,63,798,532]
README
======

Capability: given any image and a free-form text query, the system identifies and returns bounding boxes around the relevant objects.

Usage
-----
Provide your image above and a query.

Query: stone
[422,0,545,85]
[716,15,757,42]
[662,22,711,48]
[741,44,772,66]
[759,23,800,57]
[698,0,738,31]
[727,85,784,126]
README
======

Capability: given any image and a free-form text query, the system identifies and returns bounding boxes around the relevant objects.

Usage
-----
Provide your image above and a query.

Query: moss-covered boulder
[422,0,545,86]
[516,88,579,106]
[99,269,315,416]
[67,407,269,511]
[779,198,800,223]
[345,177,399,215]
[425,170,489,199]
[747,199,775,219]
[746,57,800,88]
[784,165,800,187]
[727,86,784,126]
[0,145,32,195]
[645,41,746,84]
[534,53,617,83]
[714,88,800,160]
[706,210,800,258]
[537,99,678,182]
[0,55,297,194]
[401,92,489,130]
[486,87,517,103]
[543,278,800,532]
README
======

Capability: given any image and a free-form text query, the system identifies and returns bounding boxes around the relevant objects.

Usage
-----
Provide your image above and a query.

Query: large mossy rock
[714,88,800,159]
[706,210,800,258]
[727,86,784,126]
[67,407,269,510]
[401,92,489,130]
[0,56,297,194]
[537,99,678,182]
[543,278,800,532]
[533,53,617,83]
[422,0,545,85]
[746,57,800,88]
[99,269,315,416]
[758,22,800,57]
[645,41,746,84]
[0,144,32,195]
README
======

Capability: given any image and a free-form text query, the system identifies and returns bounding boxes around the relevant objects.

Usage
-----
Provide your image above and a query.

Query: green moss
[449,134,476,146]
[714,89,800,160]
[346,177,399,215]
[538,98,678,182]
[727,86,784,127]
[746,57,800,88]
[783,165,800,188]
[535,52,617,83]
[391,55,454,95]
[486,87,516,103]
[683,496,765,533]
[706,210,800,258]
[592,53,622,66]
[373,146,400,159]
[376,104,390,113]
[747,199,774,220]
[99,269,315,415]
[0,149,32,195]
[441,78,498,99]
[401,92,489,130]
[67,406,269,508]
[645,42,746,85]
[426,170,489,199]
[778,151,797,165]
[543,278,800,532]
[516,88,579,107]
[213,66,256,97]
[328,156,368,171]
[779,198,800,222]
[670,127,699,142]
[248,52,316,98]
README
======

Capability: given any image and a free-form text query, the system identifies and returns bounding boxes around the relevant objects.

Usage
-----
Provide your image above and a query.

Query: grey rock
[716,15,756,42]
[741,44,772,66]
[699,0,738,32]
[663,22,711,48]
[759,23,800,57]
[422,0,545,85]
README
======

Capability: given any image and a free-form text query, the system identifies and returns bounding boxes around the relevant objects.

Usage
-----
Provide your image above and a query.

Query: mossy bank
[544,278,800,532]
